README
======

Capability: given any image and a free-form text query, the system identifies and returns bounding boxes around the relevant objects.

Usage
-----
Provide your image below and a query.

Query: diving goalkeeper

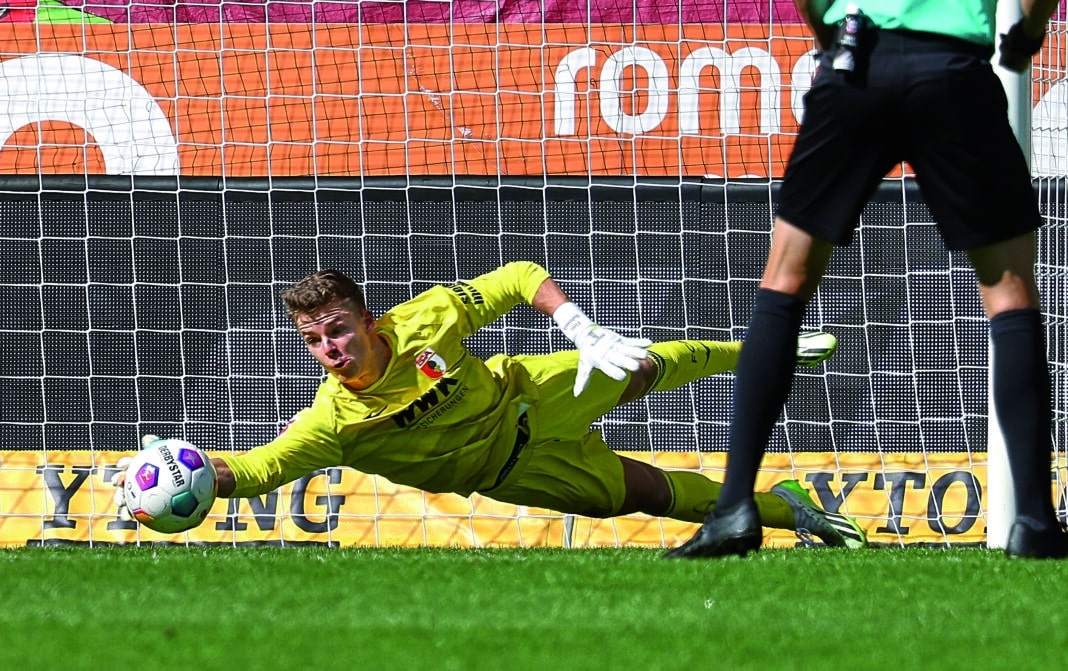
[116,261,865,548]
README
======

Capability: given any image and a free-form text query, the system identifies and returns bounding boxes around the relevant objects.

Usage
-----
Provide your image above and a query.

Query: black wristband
[1003,18,1046,57]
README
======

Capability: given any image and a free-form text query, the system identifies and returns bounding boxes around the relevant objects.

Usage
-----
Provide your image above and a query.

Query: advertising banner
[0,24,812,178]
[5,449,1062,548]
[2,0,810,25]
[2,24,1061,178]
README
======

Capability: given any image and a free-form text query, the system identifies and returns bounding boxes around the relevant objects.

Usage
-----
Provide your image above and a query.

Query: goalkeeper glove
[110,434,160,521]
[553,302,651,396]
[999,18,1045,73]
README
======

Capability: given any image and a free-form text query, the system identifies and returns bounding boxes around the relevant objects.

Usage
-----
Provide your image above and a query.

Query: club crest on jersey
[415,349,447,379]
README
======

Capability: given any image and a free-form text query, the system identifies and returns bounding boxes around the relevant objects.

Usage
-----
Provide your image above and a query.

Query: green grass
[2,545,1067,670]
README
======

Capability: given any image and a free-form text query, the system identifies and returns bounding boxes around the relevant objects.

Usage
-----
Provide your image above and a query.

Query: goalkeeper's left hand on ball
[553,302,652,396]
[109,434,160,521]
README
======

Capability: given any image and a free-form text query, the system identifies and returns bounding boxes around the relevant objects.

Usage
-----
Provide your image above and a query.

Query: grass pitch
[2,545,1067,670]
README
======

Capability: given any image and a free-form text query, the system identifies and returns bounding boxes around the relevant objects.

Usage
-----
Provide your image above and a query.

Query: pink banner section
[70,0,805,24]
[46,0,1068,25]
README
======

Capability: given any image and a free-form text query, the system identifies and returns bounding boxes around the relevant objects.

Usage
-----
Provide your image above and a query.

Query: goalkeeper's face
[295,301,389,390]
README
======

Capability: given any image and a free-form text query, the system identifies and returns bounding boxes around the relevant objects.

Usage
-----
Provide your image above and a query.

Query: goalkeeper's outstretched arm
[211,458,236,497]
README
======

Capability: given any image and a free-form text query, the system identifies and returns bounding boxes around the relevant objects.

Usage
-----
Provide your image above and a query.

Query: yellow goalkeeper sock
[661,470,794,528]
[647,340,743,392]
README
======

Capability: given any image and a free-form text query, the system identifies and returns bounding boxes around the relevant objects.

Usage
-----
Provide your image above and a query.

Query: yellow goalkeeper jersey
[221,261,552,499]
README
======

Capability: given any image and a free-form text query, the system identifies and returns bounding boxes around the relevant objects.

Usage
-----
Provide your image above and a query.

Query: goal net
[0,2,1064,549]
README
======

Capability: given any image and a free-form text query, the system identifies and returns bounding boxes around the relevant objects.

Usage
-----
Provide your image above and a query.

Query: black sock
[717,289,807,509]
[989,308,1056,527]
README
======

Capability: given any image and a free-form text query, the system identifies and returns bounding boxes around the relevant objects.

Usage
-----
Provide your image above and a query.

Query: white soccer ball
[122,438,217,533]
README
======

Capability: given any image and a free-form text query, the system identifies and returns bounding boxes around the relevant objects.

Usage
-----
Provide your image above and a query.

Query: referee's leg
[969,232,1068,558]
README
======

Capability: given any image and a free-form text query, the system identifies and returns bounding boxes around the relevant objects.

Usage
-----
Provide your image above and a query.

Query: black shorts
[776,29,1043,250]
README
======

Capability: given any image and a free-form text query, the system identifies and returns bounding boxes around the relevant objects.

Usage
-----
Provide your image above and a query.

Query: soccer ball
[122,438,217,533]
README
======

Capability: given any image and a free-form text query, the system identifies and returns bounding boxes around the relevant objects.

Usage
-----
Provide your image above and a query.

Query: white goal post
[0,5,1064,549]
[987,0,1030,551]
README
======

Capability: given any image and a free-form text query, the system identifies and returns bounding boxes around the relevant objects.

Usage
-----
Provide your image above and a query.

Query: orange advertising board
[0,23,817,177]
[0,25,1061,177]
[5,449,1062,548]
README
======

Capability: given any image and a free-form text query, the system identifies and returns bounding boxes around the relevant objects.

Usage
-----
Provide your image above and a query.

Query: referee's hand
[999,19,1045,74]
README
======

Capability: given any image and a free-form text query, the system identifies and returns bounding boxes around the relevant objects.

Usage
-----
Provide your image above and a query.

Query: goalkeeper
[119,262,865,548]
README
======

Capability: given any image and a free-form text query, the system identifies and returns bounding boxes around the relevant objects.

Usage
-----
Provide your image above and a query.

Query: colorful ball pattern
[122,438,217,533]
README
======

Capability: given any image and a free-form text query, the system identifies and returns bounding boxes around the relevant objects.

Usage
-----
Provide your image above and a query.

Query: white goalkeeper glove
[553,302,651,396]
[110,434,160,521]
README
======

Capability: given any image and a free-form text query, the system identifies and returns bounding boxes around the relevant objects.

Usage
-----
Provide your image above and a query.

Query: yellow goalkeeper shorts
[478,350,630,518]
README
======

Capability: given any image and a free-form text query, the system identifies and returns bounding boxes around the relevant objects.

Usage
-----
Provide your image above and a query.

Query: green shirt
[222,261,552,498]
[824,0,998,46]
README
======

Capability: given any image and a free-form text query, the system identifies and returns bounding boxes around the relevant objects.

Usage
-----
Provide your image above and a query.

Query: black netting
[3,178,1060,456]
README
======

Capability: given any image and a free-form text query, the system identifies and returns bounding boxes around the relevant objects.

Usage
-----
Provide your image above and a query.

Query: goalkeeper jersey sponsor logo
[392,377,463,429]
